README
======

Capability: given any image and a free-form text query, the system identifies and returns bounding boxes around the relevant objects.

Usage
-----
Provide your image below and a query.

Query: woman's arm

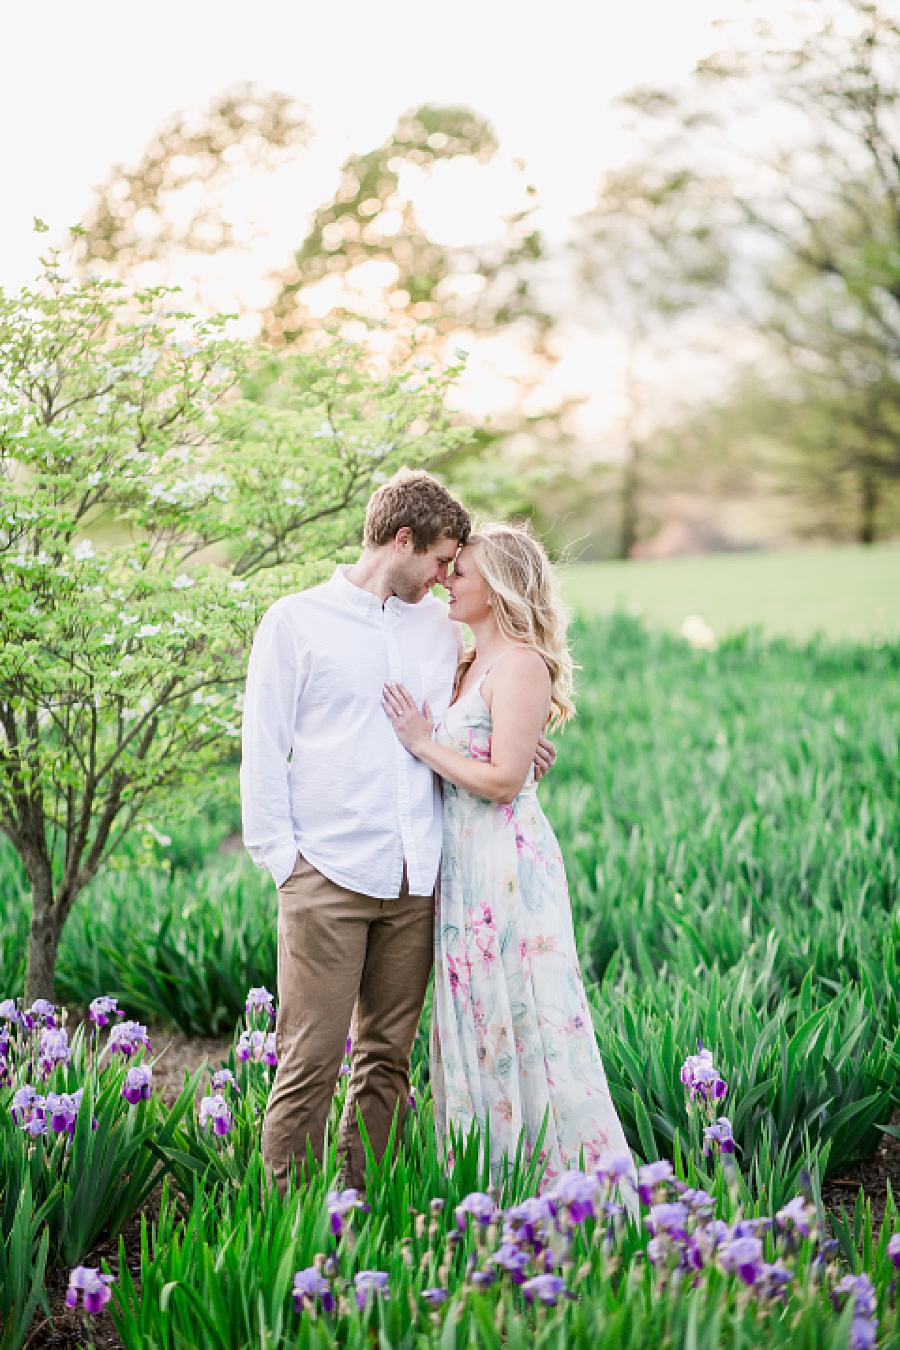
[383,649,551,804]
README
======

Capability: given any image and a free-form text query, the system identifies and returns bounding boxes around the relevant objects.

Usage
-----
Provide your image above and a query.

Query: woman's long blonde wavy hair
[453,522,576,731]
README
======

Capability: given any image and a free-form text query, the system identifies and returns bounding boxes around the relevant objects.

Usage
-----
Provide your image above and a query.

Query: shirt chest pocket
[417,659,453,724]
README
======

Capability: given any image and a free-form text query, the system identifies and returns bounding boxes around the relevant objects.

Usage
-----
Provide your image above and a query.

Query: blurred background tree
[67,1,900,554]
[591,0,900,547]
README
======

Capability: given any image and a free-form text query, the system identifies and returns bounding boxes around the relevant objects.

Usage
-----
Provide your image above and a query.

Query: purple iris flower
[703,1117,735,1155]
[637,1160,673,1205]
[680,1041,727,1102]
[354,1270,389,1309]
[718,1235,764,1286]
[757,1262,793,1301]
[236,1028,277,1064]
[522,1274,566,1306]
[550,1170,598,1224]
[345,1036,353,1055]
[647,1202,689,1239]
[46,1091,81,1135]
[198,1093,232,1136]
[245,987,275,1019]
[888,1232,900,1270]
[11,1085,46,1134]
[38,1026,71,1076]
[775,1195,816,1238]
[292,1267,335,1313]
[89,996,124,1029]
[674,1186,715,1213]
[490,1241,531,1284]
[211,1069,238,1093]
[832,1273,877,1320]
[430,1197,446,1214]
[24,998,57,1030]
[107,1020,151,1059]
[122,1065,153,1105]
[423,1286,448,1306]
[326,1187,363,1236]
[848,1319,877,1350]
[65,1266,114,1315]
[0,998,20,1023]
[505,1196,553,1249]
[455,1191,498,1231]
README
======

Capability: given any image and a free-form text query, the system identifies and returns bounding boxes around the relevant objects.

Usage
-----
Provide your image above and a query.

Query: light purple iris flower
[89,996,124,1029]
[455,1191,498,1231]
[422,1287,448,1307]
[0,998,20,1024]
[490,1241,531,1284]
[326,1187,364,1236]
[236,1028,277,1065]
[11,1085,47,1134]
[211,1068,238,1093]
[292,1267,335,1313]
[647,1202,690,1239]
[550,1169,599,1224]
[703,1117,735,1155]
[65,1266,114,1315]
[354,1270,389,1309]
[775,1195,816,1237]
[38,1026,71,1076]
[46,1091,82,1135]
[245,986,275,1019]
[718,1235,764,1286]
[122,1065,153,1105]
[199,1093,232,1136]
[680,1040,728,1102]
[107,1020,151,1059]
[637,1160,674,1205]
[522,1273,566,1306]
[24,998,57,1029]
[888,1232,900,1270]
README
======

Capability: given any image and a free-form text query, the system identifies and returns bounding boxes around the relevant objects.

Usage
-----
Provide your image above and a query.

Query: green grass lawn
[560,542,900,641]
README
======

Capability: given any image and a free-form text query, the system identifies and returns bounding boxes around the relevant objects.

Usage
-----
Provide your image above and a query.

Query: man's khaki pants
[261,853,434,1193]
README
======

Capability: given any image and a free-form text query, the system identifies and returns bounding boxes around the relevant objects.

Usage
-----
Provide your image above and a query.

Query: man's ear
[394,527,414,553]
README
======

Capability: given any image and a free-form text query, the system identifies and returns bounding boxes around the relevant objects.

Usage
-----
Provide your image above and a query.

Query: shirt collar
[330,564,425,618]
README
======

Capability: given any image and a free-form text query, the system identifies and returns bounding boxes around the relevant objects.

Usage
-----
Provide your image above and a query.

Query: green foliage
[0,235,468,999]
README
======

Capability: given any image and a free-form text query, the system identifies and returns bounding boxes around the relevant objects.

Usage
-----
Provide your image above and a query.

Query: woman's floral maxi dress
[430,670,637,1195]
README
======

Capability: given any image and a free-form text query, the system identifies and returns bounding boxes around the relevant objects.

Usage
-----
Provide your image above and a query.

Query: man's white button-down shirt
[239,565,460,896]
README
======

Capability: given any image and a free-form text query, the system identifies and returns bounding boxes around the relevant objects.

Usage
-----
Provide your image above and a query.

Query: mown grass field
[1,600,898,1347]
[560,542,900,641]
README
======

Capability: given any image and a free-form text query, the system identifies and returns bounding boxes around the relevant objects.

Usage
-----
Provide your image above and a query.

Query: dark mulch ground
[24,1030,899,1348]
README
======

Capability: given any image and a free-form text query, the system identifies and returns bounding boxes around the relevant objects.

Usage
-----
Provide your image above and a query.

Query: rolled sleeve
[239,602,303,887]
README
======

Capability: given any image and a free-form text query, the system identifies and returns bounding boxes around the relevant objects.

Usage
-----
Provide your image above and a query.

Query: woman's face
[445,544,493,625]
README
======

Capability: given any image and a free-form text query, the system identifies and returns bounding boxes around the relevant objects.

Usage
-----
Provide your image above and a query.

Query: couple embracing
[240,469,636,1201]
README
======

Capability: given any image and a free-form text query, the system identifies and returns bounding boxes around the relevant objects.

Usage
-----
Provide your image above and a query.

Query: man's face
[389,532,460,603]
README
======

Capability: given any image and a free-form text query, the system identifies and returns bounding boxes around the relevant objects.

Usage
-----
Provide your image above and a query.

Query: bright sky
[0,1,741,443]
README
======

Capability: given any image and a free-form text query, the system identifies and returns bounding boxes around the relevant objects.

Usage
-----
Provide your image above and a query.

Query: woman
[382,523,636,1197]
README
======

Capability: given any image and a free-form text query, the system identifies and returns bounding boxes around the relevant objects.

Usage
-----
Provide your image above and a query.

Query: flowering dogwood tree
[0,227,467,1000]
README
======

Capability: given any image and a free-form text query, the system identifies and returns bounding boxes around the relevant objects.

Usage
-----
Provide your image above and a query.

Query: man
[240,468,553,1191]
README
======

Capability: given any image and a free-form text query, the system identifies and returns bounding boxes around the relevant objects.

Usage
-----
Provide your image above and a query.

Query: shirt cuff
[248,839,298,889]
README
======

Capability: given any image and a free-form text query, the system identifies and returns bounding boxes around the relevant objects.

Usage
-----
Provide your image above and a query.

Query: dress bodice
[437,672,537,801]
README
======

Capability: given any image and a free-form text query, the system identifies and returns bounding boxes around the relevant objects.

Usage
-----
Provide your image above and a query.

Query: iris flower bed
[1,989,897,1349]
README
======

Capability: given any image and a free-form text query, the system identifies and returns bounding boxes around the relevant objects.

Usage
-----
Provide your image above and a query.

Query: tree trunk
[25,878,61,1004]
[859,468,878,545]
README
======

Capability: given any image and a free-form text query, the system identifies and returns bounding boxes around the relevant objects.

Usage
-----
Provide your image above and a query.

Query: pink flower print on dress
[471,903,494,930]
[562,1013,587,1035]
[475,931,498,973]
[497,1096,514,1123]
[466,729,492,762]
[583,1131,612,1168]
[447,954,472,1000]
